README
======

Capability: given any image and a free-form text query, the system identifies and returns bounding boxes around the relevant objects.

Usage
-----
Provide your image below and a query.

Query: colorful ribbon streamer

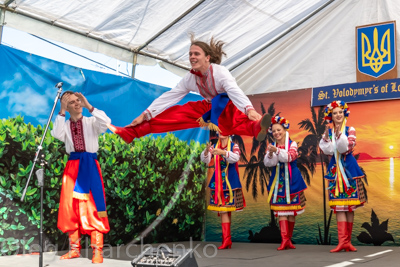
[214,138,234,205]
[332,119,350,197]
[267,132,291,204]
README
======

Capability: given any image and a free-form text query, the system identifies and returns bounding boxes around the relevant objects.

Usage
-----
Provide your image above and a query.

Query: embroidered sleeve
[89,106,95,113]
[288,142,298,162]
[225,143,240,164]
[245,105,255,115]
[200,146,213,164]
[142,109,152,121]
[347,127,356,152]
[277,142,298,163]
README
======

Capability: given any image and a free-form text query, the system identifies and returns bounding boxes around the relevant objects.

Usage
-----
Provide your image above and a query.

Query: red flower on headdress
[331,101,339,109]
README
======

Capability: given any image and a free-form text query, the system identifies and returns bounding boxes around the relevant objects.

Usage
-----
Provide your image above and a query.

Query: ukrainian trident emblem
[356,21,396,78]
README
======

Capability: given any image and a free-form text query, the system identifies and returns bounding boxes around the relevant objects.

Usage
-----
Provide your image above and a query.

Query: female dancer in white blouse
[319,100,365,253]
[264,116,307,250]
[201,134,245,249]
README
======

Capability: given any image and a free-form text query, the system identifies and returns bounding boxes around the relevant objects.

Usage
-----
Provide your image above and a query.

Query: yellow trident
[361,27,391,73]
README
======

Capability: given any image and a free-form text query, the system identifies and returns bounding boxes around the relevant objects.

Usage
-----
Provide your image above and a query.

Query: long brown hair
[190,33,226,64]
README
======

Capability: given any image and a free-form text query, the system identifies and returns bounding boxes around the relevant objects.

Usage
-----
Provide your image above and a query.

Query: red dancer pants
[58,159,110,235]
[111,100,260,143]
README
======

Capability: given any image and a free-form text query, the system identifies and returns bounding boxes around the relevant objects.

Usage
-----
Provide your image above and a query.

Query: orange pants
[58,159,110,235]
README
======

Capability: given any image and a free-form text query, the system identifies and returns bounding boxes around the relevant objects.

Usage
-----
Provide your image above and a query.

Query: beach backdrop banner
[1,44,399,257]
[205,88,400,247]
[0,45,208,255]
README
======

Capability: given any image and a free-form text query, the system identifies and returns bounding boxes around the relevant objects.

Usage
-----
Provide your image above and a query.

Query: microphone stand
[20,82,63,267]
[35,155,47,267]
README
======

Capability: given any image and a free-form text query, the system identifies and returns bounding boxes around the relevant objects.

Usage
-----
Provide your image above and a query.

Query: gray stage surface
[0,241,398,267]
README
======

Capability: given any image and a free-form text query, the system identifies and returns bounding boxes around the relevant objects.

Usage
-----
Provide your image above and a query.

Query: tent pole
[131,52,138,79]
[1,1,17,44]
[0,7,5,44]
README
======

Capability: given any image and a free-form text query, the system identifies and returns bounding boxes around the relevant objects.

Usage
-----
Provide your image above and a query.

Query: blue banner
[0,45,208,143]
[311,78,400,106]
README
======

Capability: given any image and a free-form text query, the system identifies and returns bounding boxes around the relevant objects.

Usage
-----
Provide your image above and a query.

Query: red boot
[277,220,290,250]
[108,122,151,144]
[287,221,296,249]
[346,222,357,252]
[253,113,272,142]
[330,221,349,252]
[60,230,81,260]
[91,231,104,263]
[218,223,232,249]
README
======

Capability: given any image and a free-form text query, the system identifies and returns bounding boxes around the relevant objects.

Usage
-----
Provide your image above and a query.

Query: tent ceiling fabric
[3,0,396,95]
[233,0,400,94]
[1,0,330,73]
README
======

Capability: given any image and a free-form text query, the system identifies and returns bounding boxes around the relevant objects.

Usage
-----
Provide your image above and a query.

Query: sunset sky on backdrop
[245,88,400,158]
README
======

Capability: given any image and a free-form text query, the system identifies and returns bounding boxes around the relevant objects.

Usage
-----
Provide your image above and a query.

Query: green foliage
[0,116,206,255]
[99,133,206,245]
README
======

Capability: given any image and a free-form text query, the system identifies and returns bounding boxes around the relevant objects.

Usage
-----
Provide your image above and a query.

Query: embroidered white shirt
[51,108,111,154]
[145,64,254,119]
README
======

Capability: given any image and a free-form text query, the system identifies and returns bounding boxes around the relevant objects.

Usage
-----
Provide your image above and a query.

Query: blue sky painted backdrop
[0,45,207,143]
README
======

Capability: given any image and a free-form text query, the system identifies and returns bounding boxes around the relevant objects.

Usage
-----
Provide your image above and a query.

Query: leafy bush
[0,116,206,255]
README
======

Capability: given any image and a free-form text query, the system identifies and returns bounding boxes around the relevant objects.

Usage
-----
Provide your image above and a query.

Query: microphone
[55,82,63,89]
[54,82,63,100]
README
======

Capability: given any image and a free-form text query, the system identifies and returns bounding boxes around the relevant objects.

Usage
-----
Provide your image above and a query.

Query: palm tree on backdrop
[242,102,277,200]
[297,104,331,245]
[244,102,279,242]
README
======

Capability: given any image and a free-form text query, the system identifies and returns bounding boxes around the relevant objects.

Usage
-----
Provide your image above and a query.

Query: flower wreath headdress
[324,100,350,123]
[268,115,290,134]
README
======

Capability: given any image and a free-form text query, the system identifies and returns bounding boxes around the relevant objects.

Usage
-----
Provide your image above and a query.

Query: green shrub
[0,116,206,255]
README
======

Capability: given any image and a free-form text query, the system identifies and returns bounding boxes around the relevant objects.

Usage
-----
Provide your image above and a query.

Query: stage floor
[0,241,399,267]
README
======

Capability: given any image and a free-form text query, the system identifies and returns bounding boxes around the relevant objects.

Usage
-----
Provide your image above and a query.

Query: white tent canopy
[233,0,400,94]
[1,0,399,94]
[0,1,331,75]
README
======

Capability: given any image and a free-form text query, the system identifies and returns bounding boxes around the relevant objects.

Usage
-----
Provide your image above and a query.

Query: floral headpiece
[268,115,290,133]
[324,100,350,123]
